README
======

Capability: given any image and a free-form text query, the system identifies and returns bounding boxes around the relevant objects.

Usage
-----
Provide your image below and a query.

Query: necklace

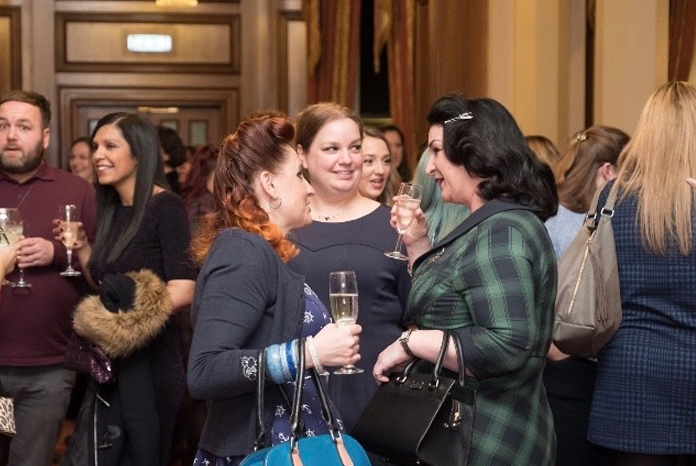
[312,212,341,222]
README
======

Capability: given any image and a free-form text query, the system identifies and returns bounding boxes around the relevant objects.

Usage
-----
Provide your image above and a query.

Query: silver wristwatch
[399,328,416,358]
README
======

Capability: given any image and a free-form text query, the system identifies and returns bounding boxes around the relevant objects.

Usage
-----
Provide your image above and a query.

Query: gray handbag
[553,181,622,358]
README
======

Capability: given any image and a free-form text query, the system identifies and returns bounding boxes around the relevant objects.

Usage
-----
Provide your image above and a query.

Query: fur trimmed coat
[72,269,171,359]
[61,269,176,466]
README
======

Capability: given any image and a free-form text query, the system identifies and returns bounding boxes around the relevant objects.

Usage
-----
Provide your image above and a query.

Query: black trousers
[543,356,609,466]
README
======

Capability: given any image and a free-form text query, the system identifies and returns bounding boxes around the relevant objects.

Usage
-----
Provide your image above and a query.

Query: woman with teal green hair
[412,148,469,244]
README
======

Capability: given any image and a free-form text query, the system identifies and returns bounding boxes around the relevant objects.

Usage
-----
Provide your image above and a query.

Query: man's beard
[0,140,45,175]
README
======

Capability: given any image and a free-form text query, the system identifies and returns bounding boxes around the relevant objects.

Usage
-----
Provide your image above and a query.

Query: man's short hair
[0,90,51,128]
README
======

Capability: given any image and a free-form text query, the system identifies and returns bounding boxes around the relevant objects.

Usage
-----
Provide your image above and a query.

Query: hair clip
[576,132,587,143]
[444,112,474,125]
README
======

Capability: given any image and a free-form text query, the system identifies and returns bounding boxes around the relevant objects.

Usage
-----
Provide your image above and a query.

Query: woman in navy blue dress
[587,82,696,465]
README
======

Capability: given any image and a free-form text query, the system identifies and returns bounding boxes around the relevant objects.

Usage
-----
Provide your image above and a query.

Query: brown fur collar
[72,269,171,359]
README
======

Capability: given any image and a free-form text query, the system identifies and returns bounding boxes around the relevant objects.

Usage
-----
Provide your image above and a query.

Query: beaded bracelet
[306,336,326,375]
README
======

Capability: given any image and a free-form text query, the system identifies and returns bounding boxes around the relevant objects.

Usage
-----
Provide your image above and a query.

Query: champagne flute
[12,220,31,288]
[0,208,22,286]
[329,270,363,375]
[58,205,82,277]
[385,183,423,260]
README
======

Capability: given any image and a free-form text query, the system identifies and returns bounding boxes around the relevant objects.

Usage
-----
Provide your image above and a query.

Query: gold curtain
[302,0,417,167]
[669,0,696,81]
[375,0,417,174]
[303,0,361,107]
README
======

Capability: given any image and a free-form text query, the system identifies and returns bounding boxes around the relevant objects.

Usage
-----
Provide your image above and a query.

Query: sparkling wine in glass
[0,208,22,286]
[12,220,31,288]
[59,205,81,277]
[385,183,423,260]
[329,270,363,375]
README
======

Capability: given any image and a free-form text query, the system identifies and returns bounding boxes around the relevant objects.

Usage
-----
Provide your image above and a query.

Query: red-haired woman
[187,116,362,466]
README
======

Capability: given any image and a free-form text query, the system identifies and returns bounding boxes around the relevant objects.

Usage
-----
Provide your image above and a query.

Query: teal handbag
[241,338,370,466]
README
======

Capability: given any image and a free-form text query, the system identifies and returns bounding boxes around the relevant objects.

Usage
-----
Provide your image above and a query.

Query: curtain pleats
[669,0,696,81]
[304,0,416,170]
[304,0,361,107]
[386,0,417,174]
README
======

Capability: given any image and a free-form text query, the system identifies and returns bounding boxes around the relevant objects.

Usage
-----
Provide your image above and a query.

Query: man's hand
[17,237,55,268]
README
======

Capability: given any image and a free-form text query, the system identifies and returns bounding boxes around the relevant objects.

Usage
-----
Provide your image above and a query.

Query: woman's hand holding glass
[57,205,82,276]
[52,216,89,273]
[328,270,364,374]
[385,183,423,260]
[309,321,362,371]
[387,199,432,266]
[0,242,18,278]
[0,208,22,286]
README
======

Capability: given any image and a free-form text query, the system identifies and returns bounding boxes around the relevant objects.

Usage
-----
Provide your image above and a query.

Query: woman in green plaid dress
[373,94,558,465]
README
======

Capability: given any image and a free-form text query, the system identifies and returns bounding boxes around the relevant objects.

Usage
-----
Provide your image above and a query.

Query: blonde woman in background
[587,82,696,466]
[357,126,400,205]
[68,137,95,184]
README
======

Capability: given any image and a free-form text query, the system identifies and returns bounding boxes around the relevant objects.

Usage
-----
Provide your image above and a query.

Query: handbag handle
[251,343,307,452]
[399,330,467,389]
[586,180,620,231]
[252,348,267,450]
[288,338,307,440]
[289,339,355,466]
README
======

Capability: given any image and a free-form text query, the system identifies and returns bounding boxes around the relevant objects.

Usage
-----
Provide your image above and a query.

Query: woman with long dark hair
[61,112,196,466]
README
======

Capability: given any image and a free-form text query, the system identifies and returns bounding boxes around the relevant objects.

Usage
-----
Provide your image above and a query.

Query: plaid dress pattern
[410,204,557,465]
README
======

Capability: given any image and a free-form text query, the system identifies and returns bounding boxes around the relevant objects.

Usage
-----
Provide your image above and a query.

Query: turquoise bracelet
[265,344,286,385]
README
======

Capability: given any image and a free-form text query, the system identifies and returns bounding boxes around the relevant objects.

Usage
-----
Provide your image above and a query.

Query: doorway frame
[58,86,239,167]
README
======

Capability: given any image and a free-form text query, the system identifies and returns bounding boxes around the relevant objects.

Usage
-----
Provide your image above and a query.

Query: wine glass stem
[66,248,73,269]
[394,233,404,255]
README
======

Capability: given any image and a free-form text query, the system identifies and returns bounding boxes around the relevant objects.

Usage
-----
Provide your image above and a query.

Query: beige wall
[488,0,585,149]
[593,0,669,135]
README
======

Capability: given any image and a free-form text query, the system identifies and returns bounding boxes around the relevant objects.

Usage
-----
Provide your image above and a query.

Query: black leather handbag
[352,331,476,466]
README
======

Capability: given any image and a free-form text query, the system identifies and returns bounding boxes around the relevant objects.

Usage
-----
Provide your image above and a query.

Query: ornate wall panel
[55,12,240,73]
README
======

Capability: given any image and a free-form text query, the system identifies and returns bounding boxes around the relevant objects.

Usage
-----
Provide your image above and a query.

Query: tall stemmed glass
[12,220,31,288]
[58,205,82,277]
[0,208,23,286]
[385,183,423,260]
[329,270,363,375]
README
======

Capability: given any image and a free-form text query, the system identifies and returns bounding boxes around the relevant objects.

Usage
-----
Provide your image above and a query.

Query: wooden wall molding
[277,10,304,116]
[55,12,240,73]
[0,6,22,94]
[57,85,239,164]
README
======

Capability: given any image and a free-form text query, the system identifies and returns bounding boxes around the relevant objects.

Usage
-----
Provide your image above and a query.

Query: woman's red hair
[192,117,299,264]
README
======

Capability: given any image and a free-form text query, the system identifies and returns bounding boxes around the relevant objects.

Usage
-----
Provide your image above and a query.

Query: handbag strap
[586,180,620,230]
[401,330,467,388]
[252,343,307,452]
[311,367,338,432]
[288,337,306,440]
[252,348,267,450]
